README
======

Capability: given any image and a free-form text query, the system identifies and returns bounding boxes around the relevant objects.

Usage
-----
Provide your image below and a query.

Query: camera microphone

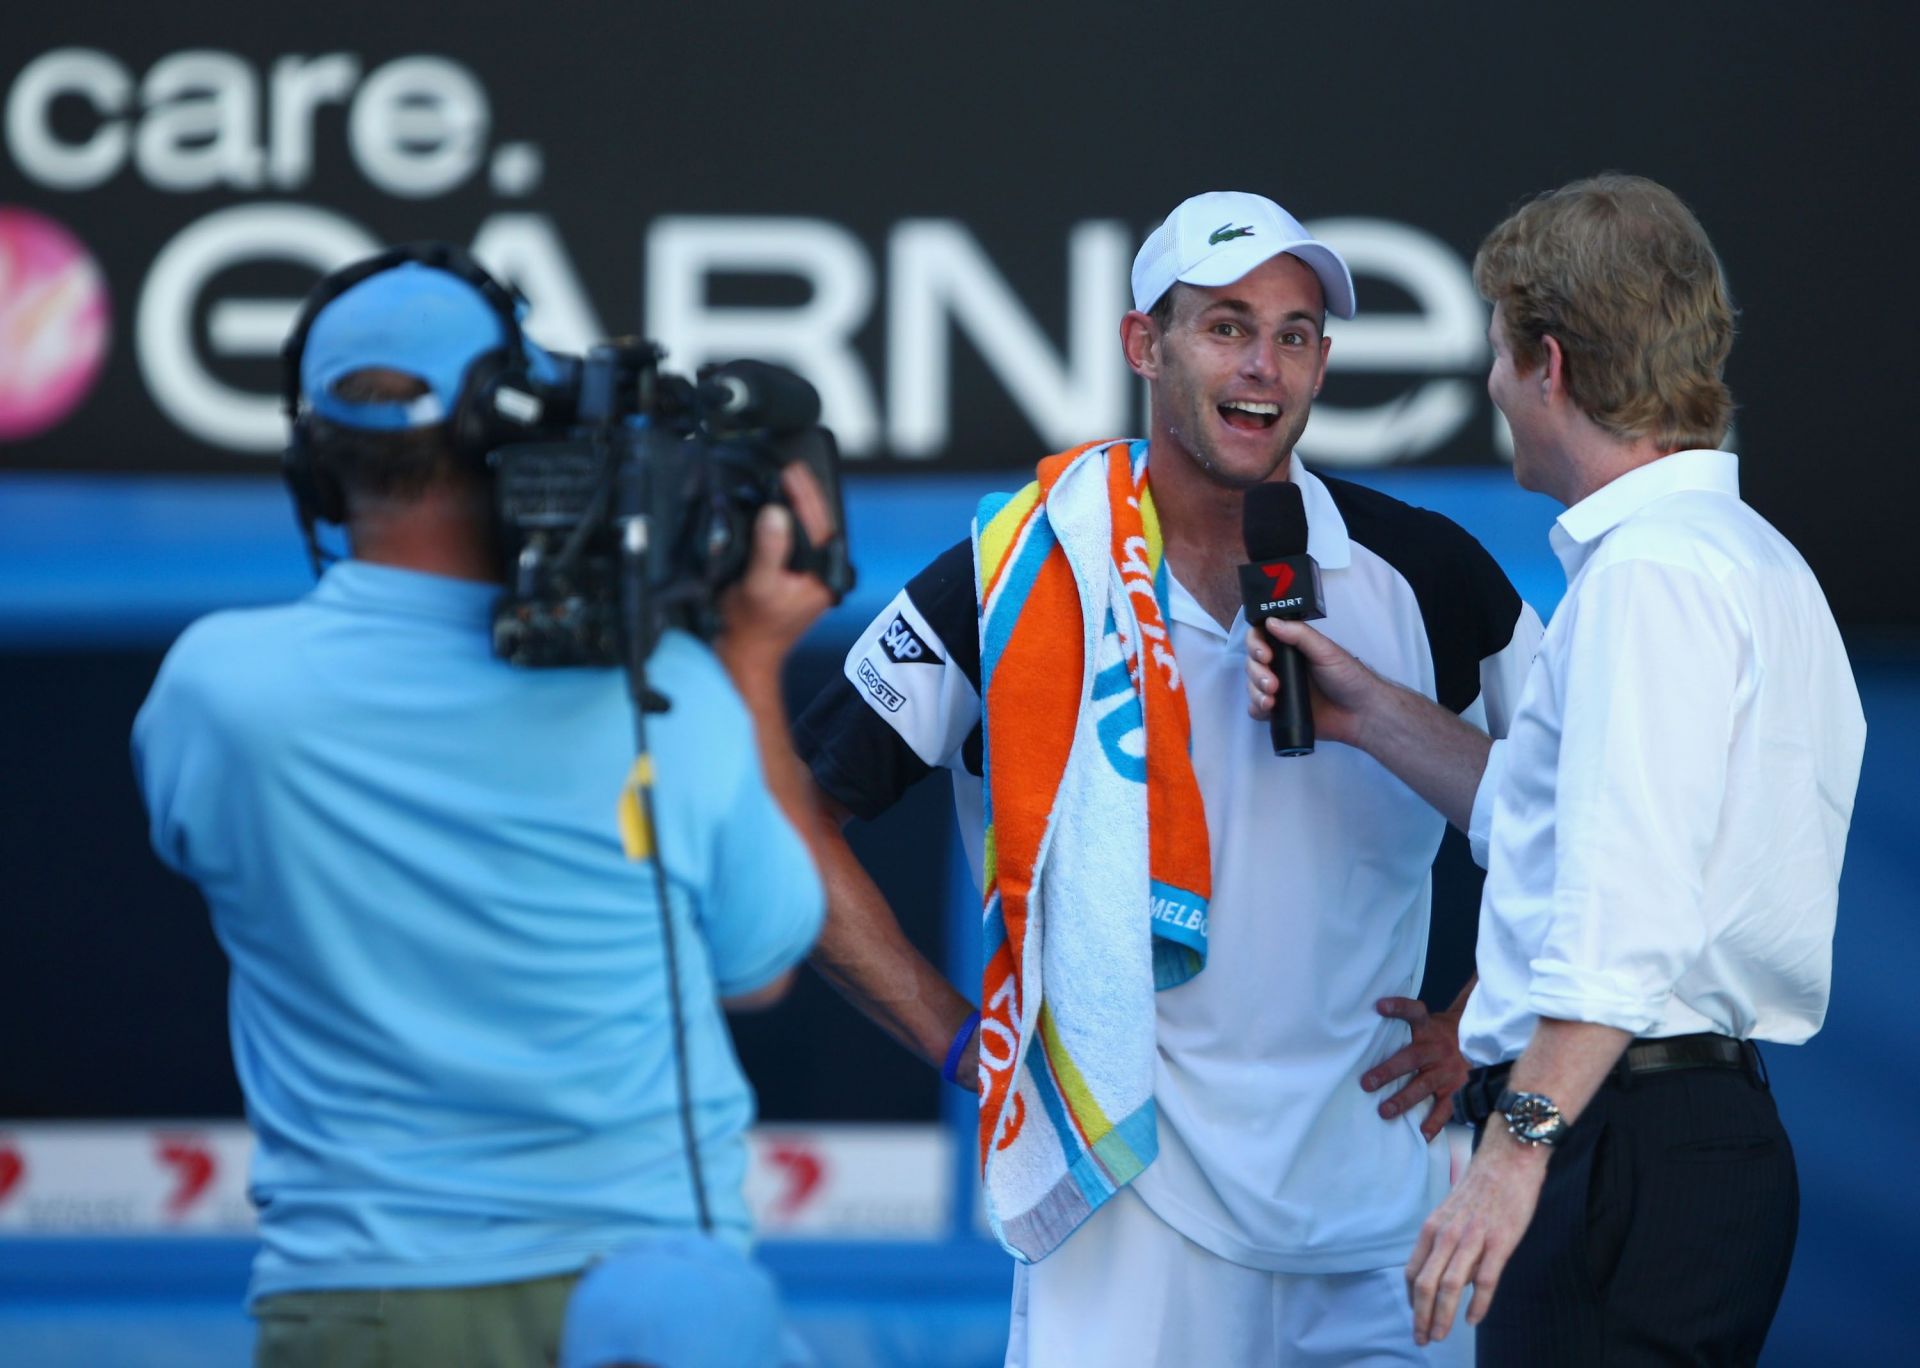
[697,360,821,434]
[1238,481,1326,757]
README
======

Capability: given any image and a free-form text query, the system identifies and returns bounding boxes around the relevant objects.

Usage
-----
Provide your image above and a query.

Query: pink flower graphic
[0,207,111,443]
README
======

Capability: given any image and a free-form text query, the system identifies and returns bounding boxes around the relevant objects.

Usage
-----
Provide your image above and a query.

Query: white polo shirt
[1461,451,1866,1065]
[800,458,1542,1273]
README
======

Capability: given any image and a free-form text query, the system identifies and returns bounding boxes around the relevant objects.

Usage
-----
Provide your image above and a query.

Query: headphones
[279,241,545,546]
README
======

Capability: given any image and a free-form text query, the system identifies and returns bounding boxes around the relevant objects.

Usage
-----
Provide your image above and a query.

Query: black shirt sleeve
[793,538,983,822]
[1322,475,1527,715]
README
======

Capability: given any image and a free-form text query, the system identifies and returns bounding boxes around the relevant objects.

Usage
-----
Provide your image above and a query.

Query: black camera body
[488,343,853,670]
[281,245,850,674]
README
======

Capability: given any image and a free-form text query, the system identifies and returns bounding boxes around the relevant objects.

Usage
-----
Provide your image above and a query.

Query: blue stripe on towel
[1148,880,1207,956]
[979,511,1057,686]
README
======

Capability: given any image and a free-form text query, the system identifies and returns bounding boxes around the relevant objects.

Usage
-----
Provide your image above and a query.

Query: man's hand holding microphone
[1242,511,1498,1143]
[1243,594,1379,754]
[1245,598,1493,837]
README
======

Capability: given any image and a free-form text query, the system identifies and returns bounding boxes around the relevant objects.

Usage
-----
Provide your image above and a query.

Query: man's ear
[1121,309,1160,380]
[1540,333,1568,402]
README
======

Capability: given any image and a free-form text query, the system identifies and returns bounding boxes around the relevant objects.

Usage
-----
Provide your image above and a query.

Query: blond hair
[1474,174,1735,451]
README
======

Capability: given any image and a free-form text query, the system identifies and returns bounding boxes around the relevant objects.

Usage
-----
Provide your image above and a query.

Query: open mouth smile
[1218,400,1281,431]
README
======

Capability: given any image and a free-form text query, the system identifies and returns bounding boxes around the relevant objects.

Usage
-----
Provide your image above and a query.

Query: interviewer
[1249,175,1865,1366]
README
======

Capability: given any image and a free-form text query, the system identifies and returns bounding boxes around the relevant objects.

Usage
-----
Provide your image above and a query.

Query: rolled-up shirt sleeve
[1526,560,1742,1034]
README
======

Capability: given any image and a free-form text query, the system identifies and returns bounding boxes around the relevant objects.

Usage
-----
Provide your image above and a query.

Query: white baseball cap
[1131,191,1356,319]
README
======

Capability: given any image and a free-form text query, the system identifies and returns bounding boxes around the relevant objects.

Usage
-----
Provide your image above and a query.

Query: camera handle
[614,512,714,1234]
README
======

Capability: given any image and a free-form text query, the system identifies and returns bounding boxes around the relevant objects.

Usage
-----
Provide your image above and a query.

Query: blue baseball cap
[300,260,563,430]
[560,1233,794,1368]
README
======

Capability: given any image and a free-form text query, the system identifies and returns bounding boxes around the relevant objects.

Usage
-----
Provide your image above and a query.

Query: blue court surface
[0,1237,1014,1367]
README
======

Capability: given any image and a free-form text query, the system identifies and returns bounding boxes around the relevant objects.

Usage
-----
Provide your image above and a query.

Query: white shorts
[1003,1187,1471,1368]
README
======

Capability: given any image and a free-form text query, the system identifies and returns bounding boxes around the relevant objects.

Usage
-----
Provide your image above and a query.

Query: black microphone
[1238,481,1327,757]
[696,360,821,434]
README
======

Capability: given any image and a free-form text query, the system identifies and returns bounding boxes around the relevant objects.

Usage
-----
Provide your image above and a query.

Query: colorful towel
[972,438,1212,1262]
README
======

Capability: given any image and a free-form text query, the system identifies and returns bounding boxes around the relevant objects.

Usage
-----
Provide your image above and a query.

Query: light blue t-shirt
[132,561,823,1302]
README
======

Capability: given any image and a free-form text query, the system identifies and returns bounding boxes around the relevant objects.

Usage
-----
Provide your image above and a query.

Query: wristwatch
[1495,1089,1569,1147]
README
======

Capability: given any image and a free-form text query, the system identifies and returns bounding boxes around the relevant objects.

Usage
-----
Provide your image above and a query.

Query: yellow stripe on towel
[978,482,1043,597]
[1036,1001,1113,1143]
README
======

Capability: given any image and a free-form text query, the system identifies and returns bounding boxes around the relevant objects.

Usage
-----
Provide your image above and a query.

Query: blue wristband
[941,1011,981,1087]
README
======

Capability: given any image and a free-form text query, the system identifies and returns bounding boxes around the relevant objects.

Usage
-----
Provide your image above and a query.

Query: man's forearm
[711,493,838,872]
[1502,1016,1632,1126]
[804,791,977,1072]
[1355,679,1492,834]
[1468,1016,1630,1172]
[1254,620,1491,832]
[1405,1015,1626,1344]
[715,637,976,1076]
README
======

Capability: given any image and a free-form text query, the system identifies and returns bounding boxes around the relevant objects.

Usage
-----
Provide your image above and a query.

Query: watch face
[1502,1091,1565,1144]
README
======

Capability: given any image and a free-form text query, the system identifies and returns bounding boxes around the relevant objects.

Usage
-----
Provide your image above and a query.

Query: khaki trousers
[253,1271,582,1368]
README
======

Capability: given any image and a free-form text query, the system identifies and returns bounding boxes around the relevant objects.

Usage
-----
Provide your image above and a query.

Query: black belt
[1453,1033,1767,1129]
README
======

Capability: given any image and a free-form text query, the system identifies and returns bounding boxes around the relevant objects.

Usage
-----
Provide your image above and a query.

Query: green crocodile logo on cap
[1208,223,1256,246]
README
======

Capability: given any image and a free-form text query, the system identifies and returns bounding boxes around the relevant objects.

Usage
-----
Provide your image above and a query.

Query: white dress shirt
[1461,450,1866,1065]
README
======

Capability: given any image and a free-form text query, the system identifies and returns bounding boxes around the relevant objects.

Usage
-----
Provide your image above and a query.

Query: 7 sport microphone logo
[1257,561,1307,613]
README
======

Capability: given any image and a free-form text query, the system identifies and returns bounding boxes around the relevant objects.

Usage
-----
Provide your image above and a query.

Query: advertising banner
[0,1122,951,1239]
[2,4,1909,624]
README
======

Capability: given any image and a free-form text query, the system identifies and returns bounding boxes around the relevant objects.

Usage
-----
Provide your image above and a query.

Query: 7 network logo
[1260,562,1296,599]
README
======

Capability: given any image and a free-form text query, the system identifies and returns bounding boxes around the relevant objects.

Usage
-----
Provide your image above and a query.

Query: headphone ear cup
[283,420,347,526]
[449,349,529,473]
[312,461,347,526]
[450,351,500,463]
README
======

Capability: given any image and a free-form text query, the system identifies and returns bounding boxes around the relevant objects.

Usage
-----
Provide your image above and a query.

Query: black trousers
[1474,1065,1798,1367]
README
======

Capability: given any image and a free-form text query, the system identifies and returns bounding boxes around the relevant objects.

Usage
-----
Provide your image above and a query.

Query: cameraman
[131,252,830,1366]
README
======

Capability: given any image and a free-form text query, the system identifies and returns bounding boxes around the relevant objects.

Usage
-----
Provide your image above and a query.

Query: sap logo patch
[880,614,942,666]
[857,658,906,712]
